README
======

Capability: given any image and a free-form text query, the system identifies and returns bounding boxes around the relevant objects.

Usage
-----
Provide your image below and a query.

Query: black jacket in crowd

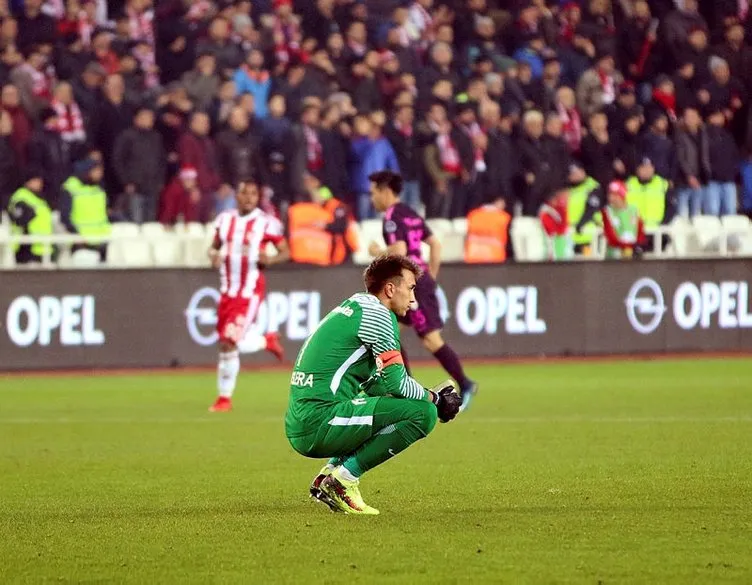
[385,122,419,182]
[580,133,618,190]
[112,127,167,197]
[26,128,71,208]
[215,125,268,188]
[706,124,740,183]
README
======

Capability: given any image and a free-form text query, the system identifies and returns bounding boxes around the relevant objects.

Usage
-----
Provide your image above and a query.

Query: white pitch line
[1,416,752,424]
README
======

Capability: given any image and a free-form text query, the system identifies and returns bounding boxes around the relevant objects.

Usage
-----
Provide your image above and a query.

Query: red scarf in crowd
[598,69,616,105]
[272,15,300,65]
[460,121,486,172]
[437,131,461,175]
[394,120,413,138]
[303,125,323,172]
[51,99,86,143]
[557,102,582,153]
[652,88,677,122]
[20,63,52,101]
[50,99,86,142]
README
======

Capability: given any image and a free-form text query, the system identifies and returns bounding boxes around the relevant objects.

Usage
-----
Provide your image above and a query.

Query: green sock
[327,456,345,468]
[342,457,365,478]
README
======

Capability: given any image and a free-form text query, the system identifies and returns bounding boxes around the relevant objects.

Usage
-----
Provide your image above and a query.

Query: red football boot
[265,332,284,361]
[208,396,232,412]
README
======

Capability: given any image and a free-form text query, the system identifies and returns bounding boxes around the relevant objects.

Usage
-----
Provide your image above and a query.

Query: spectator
[0,109,17,209]
[419,41,459,96]
[705,108,740,216]
[60,156,111,262]
[576,53,624,119]
[55,31,93,82]
[675,106,710,218]
[27,106,70,207]
[605,83,642,143]
[156,22,194,85]
[50,81,86,161]
[16,0,56,51]
[208,79,237,131]
[262,94,296,209]
[673,58,699,112]
[602,180,646,260]
[700,57,746,123]
[620,0,661,95]
[580,112,621,193]
[482,101,517,211]
[518,109,553,216]
[464,195,511,264]
[276,57,326,120]
[1,83,32,166]
[639,110,676,187]
[349,112,399,220]
[215,106,268,194]
[714,23,752,94]
[543,112,572,192]
[649,75,678,123]
[421,101,467,218]
[72,61,105,137]
[302,0,339,49]
[454,100,485,215]
[10,45,53,119]
[197,17,243,78]
[617,111,646,178]
[0,42,24,89]
[465,17,515,76]
[626,157,672,233]
[386,103,421,212]
[662,0,707,69]
[685,25,712,87]
[539,189,574,261]
[94,74,134,198]
[233,49,271,119]
[7,167,52,264]
[158,166,202,225]
[177,111,221,222]
[91,30,120,76]
[112,106,166,224]
[555,86,583,154]
[182,52,220,111]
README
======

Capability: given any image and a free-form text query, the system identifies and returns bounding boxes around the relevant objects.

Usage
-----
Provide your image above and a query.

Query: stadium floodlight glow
[625,277,667,335]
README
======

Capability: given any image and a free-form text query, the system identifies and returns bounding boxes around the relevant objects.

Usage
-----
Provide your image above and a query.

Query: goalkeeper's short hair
[364,254,423,295]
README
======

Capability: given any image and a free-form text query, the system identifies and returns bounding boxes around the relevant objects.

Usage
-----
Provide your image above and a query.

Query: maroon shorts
[216,294,262,345]
[398,275,443,338]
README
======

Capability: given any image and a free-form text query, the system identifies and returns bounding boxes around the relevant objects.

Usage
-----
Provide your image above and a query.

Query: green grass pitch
[1,359,751,584]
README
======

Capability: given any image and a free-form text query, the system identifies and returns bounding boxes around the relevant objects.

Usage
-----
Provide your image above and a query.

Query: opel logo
[625,278,667,335]
[185,287,220,346]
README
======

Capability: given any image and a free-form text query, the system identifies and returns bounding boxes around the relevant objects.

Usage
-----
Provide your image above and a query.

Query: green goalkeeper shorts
[286,395,437,459]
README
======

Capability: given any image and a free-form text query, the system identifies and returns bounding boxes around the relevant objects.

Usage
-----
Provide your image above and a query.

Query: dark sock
[433,344,470,388]
[401,346,412,376]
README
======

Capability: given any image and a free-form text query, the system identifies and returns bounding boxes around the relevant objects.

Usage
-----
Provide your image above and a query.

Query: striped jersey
[383,203,432,271]
[213,208,284,299]
[285,293,428,429]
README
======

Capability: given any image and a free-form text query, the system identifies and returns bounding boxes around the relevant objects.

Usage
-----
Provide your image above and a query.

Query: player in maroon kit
[207,178,290,412]
[368,170,478,411]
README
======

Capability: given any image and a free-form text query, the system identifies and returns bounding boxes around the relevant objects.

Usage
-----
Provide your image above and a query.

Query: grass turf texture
[1,360,751,584]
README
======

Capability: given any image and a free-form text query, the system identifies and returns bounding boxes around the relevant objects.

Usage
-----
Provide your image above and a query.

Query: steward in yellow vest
[60,157,111,260]
[464,197,511,263]
[7,169,53,264]
[625,157,670,229]
[288,174,359,266]
[567,163,603,251]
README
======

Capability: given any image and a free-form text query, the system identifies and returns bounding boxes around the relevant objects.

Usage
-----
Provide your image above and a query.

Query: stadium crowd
[3,0,752,264]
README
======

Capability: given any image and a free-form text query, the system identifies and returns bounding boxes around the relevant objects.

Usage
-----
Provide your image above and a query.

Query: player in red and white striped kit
[207,179,290,412]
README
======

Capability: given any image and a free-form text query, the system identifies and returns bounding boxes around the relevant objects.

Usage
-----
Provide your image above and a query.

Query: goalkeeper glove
[429,379,461,423]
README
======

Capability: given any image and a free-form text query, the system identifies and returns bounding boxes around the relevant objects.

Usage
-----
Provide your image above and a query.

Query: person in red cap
[158,166,202,224]
[601,180,646,259]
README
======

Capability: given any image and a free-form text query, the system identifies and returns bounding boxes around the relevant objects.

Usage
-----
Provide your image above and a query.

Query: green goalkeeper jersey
[285,292,429,438]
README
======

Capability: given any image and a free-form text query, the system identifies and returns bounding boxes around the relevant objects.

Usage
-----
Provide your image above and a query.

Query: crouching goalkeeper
[285,254,461,515]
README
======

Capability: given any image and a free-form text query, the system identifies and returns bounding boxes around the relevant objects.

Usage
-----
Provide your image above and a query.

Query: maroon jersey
[382,203,433,271]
